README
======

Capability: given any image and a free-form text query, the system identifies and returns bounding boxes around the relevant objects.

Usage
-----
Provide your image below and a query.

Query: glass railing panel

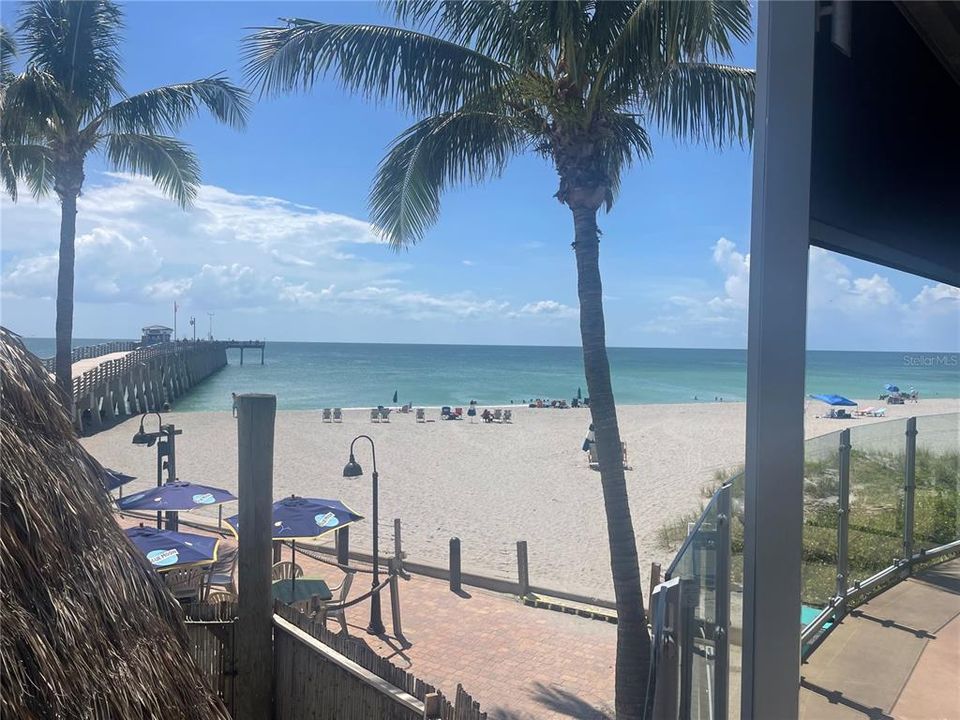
[728,473,745,720]
[847,419,906,588]
[802,432,841,609]
[913,413,960,554]
[665,490,723,720]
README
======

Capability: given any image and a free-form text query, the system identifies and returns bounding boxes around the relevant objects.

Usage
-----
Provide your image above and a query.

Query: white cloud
[512,300,579,319]
[461,259,475,266]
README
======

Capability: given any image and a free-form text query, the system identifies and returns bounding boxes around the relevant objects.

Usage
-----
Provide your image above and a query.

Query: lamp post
[342,434,385,635]
[131,411,182,530]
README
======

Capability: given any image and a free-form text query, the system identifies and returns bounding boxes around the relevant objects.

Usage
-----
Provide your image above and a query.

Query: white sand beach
[83,397,958,598]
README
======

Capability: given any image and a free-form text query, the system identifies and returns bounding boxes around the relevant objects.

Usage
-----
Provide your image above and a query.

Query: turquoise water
[21,337,959,411]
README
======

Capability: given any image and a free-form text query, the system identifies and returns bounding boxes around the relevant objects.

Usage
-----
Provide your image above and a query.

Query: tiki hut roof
[0,328,229,719]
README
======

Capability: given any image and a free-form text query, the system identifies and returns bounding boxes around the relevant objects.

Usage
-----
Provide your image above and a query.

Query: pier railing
[39,340,138,372]
[649,413,960,719]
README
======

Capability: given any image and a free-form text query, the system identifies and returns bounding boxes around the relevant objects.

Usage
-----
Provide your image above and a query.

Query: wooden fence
[185,602,237,715]
[273,603,486,720]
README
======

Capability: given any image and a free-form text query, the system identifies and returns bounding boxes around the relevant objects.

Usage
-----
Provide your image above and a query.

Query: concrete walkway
[800,558,960,720]
[72,350,132,379]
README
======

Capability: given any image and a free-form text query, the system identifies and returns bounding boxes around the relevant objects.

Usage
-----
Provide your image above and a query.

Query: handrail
[272,614,424,714]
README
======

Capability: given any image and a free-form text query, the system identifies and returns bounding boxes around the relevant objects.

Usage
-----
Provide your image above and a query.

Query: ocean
[21,337,959,412]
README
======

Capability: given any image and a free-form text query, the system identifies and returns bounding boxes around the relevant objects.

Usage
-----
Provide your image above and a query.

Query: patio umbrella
[116,481,237,512]
[125,526,219,569]
[226,495,363,594]
[885,384,900,393]
[101,467,136,492]
[809,394,858,406]
[577,387,582,400]
[392,389,398,404]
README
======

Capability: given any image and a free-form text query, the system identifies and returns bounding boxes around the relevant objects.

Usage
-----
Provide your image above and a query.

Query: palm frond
[0,142,54,200]
[1,26,16,81]
[242,19,511,115]
[598,112,653,209]
[646,62,754,146]
[1,68,72,139]
[98,76,250,134]
[370,108,526,247]
[104,133,200,207]
[17,0,124,113]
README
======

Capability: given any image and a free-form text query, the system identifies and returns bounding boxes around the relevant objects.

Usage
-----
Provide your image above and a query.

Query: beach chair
[163,566,207,603]
[454,407,463,419]
[441,406,452,419]
[503,409,512,423]
[322,408,332,422]
[493,408,503,423]
[370,408,380,423]
[588,444,599,467]
[380,408,391,422]
[319,569,355,635]
[271,561,304,582]
[416,408,426,423]
[333,408,342,422]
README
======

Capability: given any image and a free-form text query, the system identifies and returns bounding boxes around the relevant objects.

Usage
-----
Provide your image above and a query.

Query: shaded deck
[800,558,960,720]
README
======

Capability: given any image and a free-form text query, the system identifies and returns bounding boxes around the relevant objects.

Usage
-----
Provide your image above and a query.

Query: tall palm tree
[1,1,249,405]
[244,2,753,716]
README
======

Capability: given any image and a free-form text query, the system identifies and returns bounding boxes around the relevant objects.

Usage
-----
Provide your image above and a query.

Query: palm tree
[243,2,753,716]
[1,1,249,405]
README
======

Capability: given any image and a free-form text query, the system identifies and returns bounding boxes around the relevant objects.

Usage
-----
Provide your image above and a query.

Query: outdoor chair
[370,409,380,423]
[272,561,304,582]
[380,408,391,422]
[163,566,207,603]
[416,408,425,423]
[322,408,332,422]
[503,409,512,423]
[204,589,238,606]
[333,408,342,422]
[493,409,503,422]
[205,544,238,596]
[319,570,355,635]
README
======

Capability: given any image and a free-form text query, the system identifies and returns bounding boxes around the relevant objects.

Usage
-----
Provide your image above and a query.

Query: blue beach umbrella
[809,394,858,407]
[885,384,900,393]
[116,481,237,512]
[226,495,363,595]
[101,467,136,492]
[125,526,219,569]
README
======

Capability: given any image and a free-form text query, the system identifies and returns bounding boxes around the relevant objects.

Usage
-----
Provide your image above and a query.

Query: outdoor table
[272,578,332,607]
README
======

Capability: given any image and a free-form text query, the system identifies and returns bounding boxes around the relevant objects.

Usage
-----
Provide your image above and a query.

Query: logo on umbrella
[147,548,179,567]
[315,512,339,528]
[192,493,216,505]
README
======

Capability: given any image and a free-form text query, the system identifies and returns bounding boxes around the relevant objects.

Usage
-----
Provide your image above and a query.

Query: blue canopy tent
[809,394,857,406]
[125,526,219,569]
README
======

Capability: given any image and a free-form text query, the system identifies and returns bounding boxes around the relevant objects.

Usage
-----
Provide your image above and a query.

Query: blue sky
[1,1,957,351]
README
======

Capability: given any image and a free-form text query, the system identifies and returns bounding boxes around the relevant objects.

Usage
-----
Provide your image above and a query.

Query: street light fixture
[130,411,182,529]
[342,434,385,635]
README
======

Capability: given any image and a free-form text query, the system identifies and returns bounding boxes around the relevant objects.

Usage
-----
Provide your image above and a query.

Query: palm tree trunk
[54,189,78,414]
[571,205,651,720]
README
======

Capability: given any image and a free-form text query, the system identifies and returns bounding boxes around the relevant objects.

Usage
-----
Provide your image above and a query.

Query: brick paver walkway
[117,514,616,718]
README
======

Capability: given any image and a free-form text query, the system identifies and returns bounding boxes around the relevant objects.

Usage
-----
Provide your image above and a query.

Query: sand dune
[83,397,958,599]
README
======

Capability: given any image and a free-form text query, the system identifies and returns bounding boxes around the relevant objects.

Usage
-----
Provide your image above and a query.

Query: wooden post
[516,540,530,597]
[272,540,281,564]
[394,518,404,575]
[336,525,350,567]
[649,562,662,615]
[389,558,403,640]
[423,692,441,719]
[235,393,276,720]
[449,537,461,593]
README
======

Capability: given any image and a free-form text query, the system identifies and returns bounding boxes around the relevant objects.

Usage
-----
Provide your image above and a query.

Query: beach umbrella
[809,394,858,406]
[392,389,398,403]
[577,387,582,400]
[125,526,219,569]
[885,384,900,393]
[101,467,136,492]
[226,495,363,594]
[116,481,237,512]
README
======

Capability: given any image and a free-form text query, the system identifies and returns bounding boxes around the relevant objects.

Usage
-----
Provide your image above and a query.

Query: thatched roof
[0,328,229,719]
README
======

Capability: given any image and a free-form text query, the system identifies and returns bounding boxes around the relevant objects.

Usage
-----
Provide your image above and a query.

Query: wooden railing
[39,340,137,372]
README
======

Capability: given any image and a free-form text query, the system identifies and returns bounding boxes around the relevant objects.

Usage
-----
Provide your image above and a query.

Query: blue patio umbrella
[102,467,136,492]
[226,495,363,595]
[809,394,858,407]
[125,525,219,569]
[116,481,237,512]
[885,384,900,393]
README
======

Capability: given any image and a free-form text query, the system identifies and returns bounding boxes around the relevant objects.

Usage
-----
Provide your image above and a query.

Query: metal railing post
[902,417,918,572]
[836,429,851,615]
[714,485,731,720]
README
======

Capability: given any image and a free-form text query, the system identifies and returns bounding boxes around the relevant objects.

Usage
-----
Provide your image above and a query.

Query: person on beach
[231,392,237,418]
[582,423,595,453]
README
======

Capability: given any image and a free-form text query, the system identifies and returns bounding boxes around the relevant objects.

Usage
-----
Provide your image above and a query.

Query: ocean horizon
[21,337,959,412]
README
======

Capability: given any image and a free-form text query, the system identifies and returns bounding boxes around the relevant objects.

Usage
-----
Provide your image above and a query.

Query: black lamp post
[342,434,385,635]
[131,411,181,530]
